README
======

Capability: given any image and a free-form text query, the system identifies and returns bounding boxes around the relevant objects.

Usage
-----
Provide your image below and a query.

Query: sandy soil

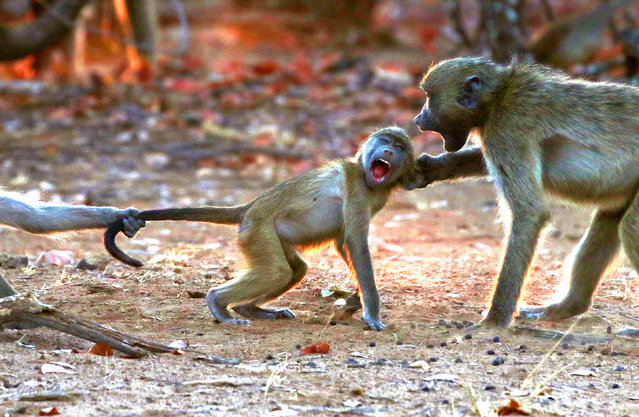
[1,176,638,417]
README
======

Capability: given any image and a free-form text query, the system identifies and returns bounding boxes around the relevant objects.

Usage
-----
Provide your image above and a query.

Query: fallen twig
[1,292,180,357]
[512,324,611,343]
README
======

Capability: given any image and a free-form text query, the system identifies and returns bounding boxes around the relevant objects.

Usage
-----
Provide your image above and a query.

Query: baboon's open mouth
[371,159,391,182]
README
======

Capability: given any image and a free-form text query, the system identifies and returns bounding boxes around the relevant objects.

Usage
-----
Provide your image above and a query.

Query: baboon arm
[342,203,384,330]
[414,147,487,188]
[0,195,134,233]
[344,232,382,326]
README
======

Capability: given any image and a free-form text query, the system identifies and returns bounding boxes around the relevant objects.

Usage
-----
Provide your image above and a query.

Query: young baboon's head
[414,57,502,152]
[358,127,415,190]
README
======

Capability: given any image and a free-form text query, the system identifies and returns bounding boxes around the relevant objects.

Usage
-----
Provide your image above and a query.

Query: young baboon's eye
[395,143,405,151]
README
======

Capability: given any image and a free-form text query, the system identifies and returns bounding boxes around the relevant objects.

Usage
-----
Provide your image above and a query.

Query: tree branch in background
[0,0,90,61]
[446,0,474,48]
[125,0,158,63]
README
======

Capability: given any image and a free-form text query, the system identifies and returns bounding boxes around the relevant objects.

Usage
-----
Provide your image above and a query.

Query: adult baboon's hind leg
[207,226,292,325]
[232,241,306,320]
[519,208,625,321]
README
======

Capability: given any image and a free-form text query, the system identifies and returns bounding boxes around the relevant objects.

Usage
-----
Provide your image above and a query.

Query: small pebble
[427,344,435,348]
[486,349,495,355]
[601,348,611,356]
[455,358,463,364]
[266,354,275,360]
[484,385,496,391]
[421,383,434,392]
[463,320,474,327]
[330,320,337,326]
[442,399,449,405]
[440,342,447,347]
[429,357,438,362]
[614,365,625,371]
[607,326,612,334]
[369,342,376,347]
[295,344,302,349]
[306,361,317,368]
[464,334,472,340]
[562,343,569,349]
[396,340,404,346]
[492,357,505,366]
[492,336,500,343]
[518,345,527,350]
[612,383,620,389]
[438,319,447,326]
[587,345,595,352]
[556,351,564,356]
[611,351,627,356]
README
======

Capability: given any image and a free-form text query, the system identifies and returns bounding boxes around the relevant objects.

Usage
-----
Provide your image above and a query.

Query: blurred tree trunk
[480,0,527,63]
[0,0,90,61]
[125,0,158,64]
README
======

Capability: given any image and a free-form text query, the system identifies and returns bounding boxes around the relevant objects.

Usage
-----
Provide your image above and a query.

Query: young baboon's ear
[459,75,481,109]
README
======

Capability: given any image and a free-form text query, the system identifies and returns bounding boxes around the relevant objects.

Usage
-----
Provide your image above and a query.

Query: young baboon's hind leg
[233,242,307,320]
[207,226,292,325]
[519,207,625,321]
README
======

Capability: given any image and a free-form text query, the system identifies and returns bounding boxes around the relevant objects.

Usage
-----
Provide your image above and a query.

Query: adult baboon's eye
[395,143,405,151]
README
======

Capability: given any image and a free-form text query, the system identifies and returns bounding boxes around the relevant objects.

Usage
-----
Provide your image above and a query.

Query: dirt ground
[0,6,639,415]
[1,175,638,416]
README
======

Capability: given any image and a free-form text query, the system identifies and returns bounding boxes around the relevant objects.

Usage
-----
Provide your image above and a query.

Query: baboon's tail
[104,205,248,267]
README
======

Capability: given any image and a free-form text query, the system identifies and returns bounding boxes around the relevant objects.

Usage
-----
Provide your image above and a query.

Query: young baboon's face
[359,127,414,190]
[414,58,493,152]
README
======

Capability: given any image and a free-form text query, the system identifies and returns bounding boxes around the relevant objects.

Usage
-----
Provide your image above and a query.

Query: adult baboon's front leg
[480,157,550,328]
[520,208,624,321]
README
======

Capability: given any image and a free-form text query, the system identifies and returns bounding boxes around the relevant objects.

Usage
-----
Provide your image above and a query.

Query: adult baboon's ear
[459,75,481,109]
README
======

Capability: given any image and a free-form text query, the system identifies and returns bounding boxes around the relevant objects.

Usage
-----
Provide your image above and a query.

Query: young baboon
[105,128,416,331]
[412,57,639,328]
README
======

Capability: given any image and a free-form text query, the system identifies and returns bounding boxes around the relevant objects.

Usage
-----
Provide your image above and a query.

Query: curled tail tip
[104,219,144,268]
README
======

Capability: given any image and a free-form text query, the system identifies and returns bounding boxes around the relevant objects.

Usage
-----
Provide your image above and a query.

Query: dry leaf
[38,407,60,416]
[41,362,76,374]
[37,250,74,266]
[89,343,114,357]
[168,339,190,350]
[424,374,459,382]
[497,399,530,416]
[570,369,596,377]
[300,342,330,355]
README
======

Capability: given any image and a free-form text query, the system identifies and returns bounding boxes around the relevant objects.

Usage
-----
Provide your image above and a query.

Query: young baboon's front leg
[232,242,305,320]
[332,237,363,319]
[344,232,385,331]
[519,208,624,321]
